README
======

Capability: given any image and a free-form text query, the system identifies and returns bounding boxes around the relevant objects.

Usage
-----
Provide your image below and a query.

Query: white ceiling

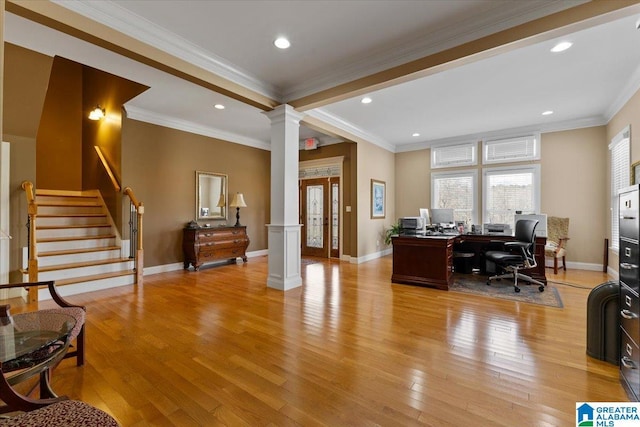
[5,0,640,152]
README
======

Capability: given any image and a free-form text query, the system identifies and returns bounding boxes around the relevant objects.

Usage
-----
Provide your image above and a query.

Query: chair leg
[553,257,558,274]
[76,325,85,366]
[562,256,566,271]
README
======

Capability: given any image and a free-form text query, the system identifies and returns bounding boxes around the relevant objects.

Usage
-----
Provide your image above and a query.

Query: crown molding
[605,63,640,122]
[306,109,396,153]
[394,115,607,153]
[52,0,280,100]
[125,105,271,151]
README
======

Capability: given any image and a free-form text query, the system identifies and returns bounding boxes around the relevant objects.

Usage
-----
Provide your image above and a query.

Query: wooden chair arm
[0,281,85,312]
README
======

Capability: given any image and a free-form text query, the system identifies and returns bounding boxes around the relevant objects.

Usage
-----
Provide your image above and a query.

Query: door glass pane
[306,185,324,248]
[332,183,339,250]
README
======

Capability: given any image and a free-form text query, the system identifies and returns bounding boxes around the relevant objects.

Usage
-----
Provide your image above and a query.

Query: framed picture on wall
[371,179,386,219]
[632,161,640,185]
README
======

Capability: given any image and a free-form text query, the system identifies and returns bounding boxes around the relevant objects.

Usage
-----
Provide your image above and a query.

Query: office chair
[485,219,546,293]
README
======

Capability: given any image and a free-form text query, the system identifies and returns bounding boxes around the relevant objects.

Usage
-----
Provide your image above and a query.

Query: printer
[483,223,512,235]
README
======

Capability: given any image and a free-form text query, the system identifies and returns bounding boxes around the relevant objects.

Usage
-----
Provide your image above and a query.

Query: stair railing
[124,187,144,285]
[21,181,39,302]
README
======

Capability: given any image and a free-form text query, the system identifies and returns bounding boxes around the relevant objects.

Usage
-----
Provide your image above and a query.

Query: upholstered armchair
[544,216,570,274]
[0,400,119,426]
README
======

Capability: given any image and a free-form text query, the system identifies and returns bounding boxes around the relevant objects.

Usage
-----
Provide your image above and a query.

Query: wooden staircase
[23,189,136,299]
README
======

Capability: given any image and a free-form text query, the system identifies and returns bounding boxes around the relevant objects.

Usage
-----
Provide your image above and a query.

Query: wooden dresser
[183,226,249,271]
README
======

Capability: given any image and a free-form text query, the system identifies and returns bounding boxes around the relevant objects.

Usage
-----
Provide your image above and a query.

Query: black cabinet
[619,185,640,401]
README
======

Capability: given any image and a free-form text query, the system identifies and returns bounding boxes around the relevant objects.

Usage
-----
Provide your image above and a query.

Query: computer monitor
[429,208,454,226]
[419,208,429,224]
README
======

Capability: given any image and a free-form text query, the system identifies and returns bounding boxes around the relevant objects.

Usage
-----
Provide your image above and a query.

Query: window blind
[610,128,630,251]
[483,135,539,164]
[431,142,476,168]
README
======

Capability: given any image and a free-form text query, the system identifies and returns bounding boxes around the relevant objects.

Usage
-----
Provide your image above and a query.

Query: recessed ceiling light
[214,104,225,110]
[412,133,420,137]
[361,97,372,104]
[274,37,290,49]
[550,41,572,53]
[542,110,554,116]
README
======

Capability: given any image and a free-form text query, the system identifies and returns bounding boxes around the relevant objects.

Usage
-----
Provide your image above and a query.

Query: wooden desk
[391,235,455,290]
[390,233,547,290]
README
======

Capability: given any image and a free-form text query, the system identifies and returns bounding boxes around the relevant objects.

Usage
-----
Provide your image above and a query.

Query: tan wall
[395,149,430,219]
[606,88,640,272]
[299,142,357,257]
[121,119,270,267]
[540,127,607,265]
[357,140,395,258]
[36,56,83,190]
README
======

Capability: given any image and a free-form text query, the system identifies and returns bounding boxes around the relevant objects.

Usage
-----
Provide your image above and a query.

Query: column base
[266,224,302,290]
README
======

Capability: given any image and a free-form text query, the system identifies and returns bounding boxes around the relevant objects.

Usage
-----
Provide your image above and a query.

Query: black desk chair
[485,219,546,293]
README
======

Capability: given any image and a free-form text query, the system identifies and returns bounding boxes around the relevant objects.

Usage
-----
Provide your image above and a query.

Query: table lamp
[229,193,247,227]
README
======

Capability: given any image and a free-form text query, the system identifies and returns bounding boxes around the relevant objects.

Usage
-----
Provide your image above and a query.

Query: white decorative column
[263,105,304,290]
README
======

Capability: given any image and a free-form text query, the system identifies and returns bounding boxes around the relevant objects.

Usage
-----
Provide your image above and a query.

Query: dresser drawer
[621,329,640,400]
[620,240,640,291]
[621,283,640,341]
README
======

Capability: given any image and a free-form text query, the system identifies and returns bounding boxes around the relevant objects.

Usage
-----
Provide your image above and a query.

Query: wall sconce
[229,192,247,227]
[88,105,105,120]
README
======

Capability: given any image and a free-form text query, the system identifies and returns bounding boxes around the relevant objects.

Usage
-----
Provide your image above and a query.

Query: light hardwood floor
[25,256,629,425]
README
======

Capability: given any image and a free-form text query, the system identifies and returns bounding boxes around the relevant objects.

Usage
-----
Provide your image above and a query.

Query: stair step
[39,213,107,218]
[38,200,102,207]
[38,234,115,242]
[36,189,98,197]
[37,223,111,230]
[38,246,122,257]
[38,258,132,272]
[54,270,135,287]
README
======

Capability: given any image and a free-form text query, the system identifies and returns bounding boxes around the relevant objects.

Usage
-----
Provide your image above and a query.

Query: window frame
[482,164,541,227]
[431,141,477,169]
[431,169,478,225]
[482,134,540,165]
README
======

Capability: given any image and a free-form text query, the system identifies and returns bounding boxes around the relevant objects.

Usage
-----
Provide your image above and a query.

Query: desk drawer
[621,283,640,341]
[621,329,640,400]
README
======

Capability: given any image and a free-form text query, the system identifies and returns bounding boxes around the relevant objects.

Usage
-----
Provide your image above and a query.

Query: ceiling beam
[5,0,279,111]
[290,0,640,111]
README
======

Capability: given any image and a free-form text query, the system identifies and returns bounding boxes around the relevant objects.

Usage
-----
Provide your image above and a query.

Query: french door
[301,177,340,258]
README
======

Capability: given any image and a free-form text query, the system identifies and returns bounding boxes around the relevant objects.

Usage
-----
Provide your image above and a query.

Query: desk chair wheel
[538,285,545,292]
[514,286,521,293]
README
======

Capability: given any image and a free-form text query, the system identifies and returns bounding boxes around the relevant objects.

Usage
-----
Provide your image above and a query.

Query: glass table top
[0,312,76,366]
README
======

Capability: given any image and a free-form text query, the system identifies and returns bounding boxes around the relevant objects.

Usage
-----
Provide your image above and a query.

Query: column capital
[262,104,305,125]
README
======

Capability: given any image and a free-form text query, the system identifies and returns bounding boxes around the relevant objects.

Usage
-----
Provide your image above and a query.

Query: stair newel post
[21,181,38,302]
[136,203,144,285]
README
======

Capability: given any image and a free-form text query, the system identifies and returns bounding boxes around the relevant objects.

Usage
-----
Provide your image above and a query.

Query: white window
[483,165,541,229]
[431,142,476,169]
[431,170,477,224]
[610,126,630,251]
[483,134,540,164]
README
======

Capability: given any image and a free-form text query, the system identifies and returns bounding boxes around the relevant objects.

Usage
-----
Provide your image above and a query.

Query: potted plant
[384,221,402,245]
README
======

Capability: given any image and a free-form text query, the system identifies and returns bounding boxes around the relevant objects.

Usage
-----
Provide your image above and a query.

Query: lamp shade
[229,193,247,208]
[216,193,226,207]
[88,105,105,120]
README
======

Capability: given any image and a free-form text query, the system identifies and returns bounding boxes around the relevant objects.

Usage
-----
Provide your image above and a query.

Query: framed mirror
[196,171,227,220]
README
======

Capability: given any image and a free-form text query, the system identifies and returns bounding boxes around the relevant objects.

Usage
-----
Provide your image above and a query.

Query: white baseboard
[143,249,269,276]
[544,259,604,272]
[349,248,393,264]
